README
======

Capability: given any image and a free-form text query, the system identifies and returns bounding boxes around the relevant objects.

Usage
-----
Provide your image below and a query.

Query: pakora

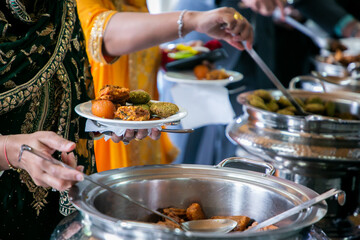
[97,85,130,104]
[150,102,179,118]
[128,89,151,104]
[114,106,150,121]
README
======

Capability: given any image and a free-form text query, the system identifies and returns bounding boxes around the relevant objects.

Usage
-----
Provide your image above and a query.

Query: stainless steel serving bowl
[68,159,327,240]
[226,90,360,238]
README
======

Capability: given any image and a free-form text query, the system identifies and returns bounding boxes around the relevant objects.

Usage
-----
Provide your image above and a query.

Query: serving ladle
[242,41,309,116]
[18,144,237,233]
[245,188,345,233]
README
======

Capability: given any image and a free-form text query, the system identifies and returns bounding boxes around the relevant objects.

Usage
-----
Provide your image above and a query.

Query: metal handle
[245,188,346,233]
[273,9,329,49]
[18,145,185,230]
[217,157,275,176]
[289,75,327,92]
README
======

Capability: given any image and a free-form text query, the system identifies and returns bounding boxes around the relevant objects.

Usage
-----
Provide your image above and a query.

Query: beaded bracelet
[3,136,18,171]
[177,10,187,39]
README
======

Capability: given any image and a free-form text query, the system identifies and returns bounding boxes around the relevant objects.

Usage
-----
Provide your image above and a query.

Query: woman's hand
[110,128,161,144]
[2,131,84,191]
[187,7,254,50]
[241,0,285,17]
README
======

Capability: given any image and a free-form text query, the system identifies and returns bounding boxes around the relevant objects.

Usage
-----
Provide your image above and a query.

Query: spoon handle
[246,188,345,233]
[18,144,183,229]
[243,42,308,116]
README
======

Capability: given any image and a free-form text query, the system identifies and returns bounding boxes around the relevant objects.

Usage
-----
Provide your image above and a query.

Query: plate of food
[75,85,187,129]
[164,69,243,86]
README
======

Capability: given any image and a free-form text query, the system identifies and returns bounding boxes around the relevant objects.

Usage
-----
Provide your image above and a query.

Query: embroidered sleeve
[89,10,119,64]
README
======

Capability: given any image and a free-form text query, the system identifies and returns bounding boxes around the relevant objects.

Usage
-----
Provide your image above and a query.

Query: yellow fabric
[77,0,179,171]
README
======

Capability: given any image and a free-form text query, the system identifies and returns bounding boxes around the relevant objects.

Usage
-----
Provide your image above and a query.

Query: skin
[103,7,254,55]
[240,0,286,18]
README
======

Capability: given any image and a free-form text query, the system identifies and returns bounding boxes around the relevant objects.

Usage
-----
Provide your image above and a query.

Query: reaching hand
[2,131,84,191]
[187,7,254,50]
[241,0,286,18]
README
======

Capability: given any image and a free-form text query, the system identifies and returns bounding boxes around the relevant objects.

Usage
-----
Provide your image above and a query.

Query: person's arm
[293,0,356,37]
[103,8,253,56]
[77,0,253,61]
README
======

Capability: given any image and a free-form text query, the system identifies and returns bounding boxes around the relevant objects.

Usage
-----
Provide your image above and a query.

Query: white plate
[340,38,360,55]
[75,101,187,129]
[164,70,243,86]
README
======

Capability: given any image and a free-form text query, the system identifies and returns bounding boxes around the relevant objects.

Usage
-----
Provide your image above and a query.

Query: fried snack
[205,69,230,80]
[194,64,210,80]
[304,103,325,114]
[247,95,268,110]
[211,216,251,232]
[277,96,292,108]
[91,100,116,119]
[247,221,278,232]
[276,109,295,116]
[135,103,151,112]
[150,102,179,118]
[157,207,187,229]
[186,203,206,221]
[336,112,359,120]
[254,89,273,102]
[266,100,279,112]
[128,89,151,104]
[325,101,336,117]
[114,106,150,121]
[305,96,323,105]
[98,85,130,104]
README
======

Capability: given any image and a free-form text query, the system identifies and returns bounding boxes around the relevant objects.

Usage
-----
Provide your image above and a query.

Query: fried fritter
[97,85,130,104]
[150,102,179,118]
[304,103,325,114]
[128,89,151,104]
[114,106,150,121]
[186,203,206,221]
[205,69,230,80]
[254,89,273,102]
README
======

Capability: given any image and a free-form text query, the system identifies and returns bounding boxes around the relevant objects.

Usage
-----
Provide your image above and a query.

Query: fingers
[135,129,149,140]
[275,0,286,20]
[36,131,76,153]
[149,128,161,140]
[24,153,83,191]
[220,8,253,49]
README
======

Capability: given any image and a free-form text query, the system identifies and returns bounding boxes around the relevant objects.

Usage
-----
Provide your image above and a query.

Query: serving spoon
[242,41,309,116]
[18,144,236,233]
[244,188,345,233]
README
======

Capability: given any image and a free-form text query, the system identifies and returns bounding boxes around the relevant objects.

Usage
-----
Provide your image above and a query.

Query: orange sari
[77,0,179,171]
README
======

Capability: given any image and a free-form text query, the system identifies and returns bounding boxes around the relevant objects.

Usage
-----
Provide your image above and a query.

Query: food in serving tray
[155,202,278,232]
[322,49,360,67]
[247,89,358,120]
[92,85,179,120]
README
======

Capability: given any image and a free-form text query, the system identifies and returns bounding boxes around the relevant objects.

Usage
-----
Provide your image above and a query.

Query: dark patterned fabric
[0,0,96,239]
